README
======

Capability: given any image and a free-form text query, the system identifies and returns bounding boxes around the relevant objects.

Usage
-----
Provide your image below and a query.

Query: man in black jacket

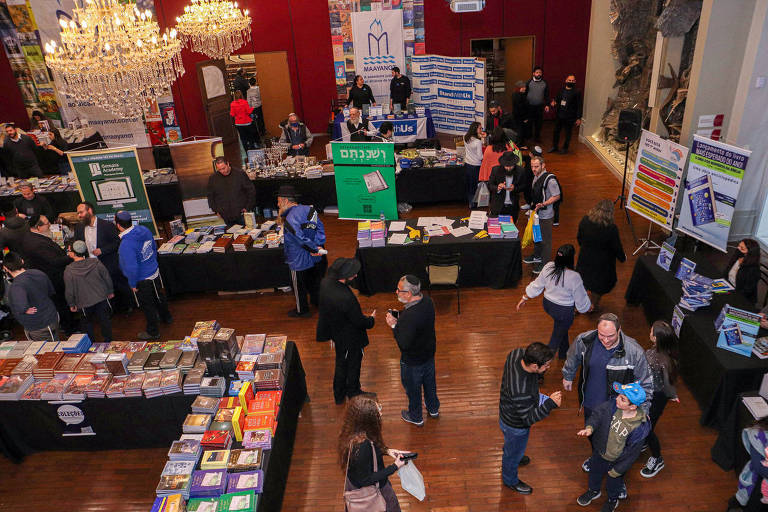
[386,274,439,427]
[485,100,515,136]
[3,123,43,178]
[316,257,376,404]
[389,66,411,111]
[14,182,55,220]
[232,68,250,99]
[488,151,523,222]
[499,342,562,494]
[549,74,583,154]
[206,156,255,227]
[0,208,28,255]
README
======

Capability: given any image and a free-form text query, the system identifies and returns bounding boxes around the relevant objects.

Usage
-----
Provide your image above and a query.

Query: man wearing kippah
[114,211,172,340]
[64,240,114,343]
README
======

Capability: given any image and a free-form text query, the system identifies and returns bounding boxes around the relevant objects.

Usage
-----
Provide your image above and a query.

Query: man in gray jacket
[562,312,652,494]
[64,240,114,342]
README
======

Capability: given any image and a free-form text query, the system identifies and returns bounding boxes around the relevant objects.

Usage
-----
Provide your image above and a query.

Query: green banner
[68,147,158,236]
[331,142,395,166]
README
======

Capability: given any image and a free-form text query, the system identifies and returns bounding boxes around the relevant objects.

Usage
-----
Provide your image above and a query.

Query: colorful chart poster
[331,141,397,220]
[68,147,158,236]
[676,135,751,252]
[626,130,688,229]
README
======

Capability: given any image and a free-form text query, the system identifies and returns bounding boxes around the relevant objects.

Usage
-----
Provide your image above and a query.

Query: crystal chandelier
[175,0,251,60]
[44,0,184,119]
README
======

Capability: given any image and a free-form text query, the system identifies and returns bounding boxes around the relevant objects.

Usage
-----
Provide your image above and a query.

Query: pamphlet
[656,242,676,271]
[753,337,768,359]
[388,221,406,231]
[671,306,684,337]
[387,233,408,245]
[450,226,473,238]
[715,304,762,356]
[742,396,768,419]
[674,258,696,280]
[711,278,735,293]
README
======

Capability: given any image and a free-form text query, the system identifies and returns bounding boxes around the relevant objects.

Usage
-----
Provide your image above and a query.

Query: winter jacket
[278,120,313,150]
[19,231,72,290]
[206,168,255,226]
[230,99,254,125]
[0,215,29,255]
[117,225,159,288]
[562,329,653,412]
[553,87,583,121]
[6,269,58,330]
[586,399,650,476]
[724,251,761,305]
[487,164,522,216]
[281,204,325,272]
[316,277,374,351]
[576,217,626,295]
[64,258,114,309]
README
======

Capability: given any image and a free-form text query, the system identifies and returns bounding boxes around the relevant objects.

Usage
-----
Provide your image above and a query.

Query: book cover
[674,258,696,281]
[686,174,717,226]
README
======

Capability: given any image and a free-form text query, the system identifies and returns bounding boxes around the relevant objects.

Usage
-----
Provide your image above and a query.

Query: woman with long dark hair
[478,126,511,183]
[347,75,376,109]
[338,395,406,511]
[640,320,679,478]
[463,121,484,208]
[576,199,626,309]
[517,244,592,358]
[724,238,761,305]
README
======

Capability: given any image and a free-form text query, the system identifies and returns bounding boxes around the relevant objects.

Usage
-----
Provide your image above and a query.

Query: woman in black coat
[576,199,626,308]
[347,75,376,109]
[724,238,761,305]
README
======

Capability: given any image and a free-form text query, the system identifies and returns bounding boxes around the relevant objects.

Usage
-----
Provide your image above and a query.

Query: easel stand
[615,140,637,245]
[633,222,662,255]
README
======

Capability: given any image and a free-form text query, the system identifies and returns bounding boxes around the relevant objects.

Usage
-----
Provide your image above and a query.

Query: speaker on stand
[615,108,642,245]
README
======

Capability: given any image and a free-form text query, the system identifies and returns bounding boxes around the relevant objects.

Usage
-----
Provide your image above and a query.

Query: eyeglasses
[395,288,410,294]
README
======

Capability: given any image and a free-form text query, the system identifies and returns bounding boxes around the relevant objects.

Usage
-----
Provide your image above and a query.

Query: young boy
[576,382,650,511]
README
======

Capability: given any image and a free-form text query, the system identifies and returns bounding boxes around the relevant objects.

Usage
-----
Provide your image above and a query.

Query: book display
[158,223,282,255]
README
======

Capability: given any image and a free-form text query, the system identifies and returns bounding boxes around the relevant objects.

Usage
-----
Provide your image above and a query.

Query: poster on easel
[626,130,688,230]
[68,146,158,236]
[331,141,397,220]
[676,136,751,252]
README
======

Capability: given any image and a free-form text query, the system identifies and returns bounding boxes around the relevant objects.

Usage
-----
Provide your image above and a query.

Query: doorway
[471,36,534,108]
[225,52,295,140]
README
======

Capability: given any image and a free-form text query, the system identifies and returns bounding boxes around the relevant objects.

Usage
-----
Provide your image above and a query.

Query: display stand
[614,141,637,245]
[633,222,662,255]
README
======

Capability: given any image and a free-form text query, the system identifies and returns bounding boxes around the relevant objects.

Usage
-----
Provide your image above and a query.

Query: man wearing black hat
[277,185,327,318]
[317,257,376,404]
[488,151,523,222]
[207,156,255,227]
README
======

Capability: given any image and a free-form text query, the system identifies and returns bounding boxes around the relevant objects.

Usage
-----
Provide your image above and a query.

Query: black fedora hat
[330,257,361,280]
[499,151,519,167]
[276,185,299,199]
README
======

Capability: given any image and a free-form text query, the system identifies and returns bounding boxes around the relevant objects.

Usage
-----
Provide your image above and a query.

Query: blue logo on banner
[446,57,462,64]
[434,56,445,62]
[413,72,429,78]
[454,81,473,88]
[453,66,474,72]
[437,80,453,86]
[462,74,476,80]
[364,19,396,65]
[438,88,473,101]
[422,94,437,100]
[394,120,417,135]
[436,64,452,71]
[431,71,444,78]
[422,64,435,70]
[422,79,435,85]
[446,73,463,80]
[413,87,430,93]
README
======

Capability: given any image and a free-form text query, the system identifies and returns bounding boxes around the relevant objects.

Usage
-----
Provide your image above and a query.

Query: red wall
[0,50,32,129]
[425,0,593,93]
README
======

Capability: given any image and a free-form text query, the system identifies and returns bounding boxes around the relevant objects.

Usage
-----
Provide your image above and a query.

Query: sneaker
[428,410,439,418]
[519,455,530,466]
[505,479,533,494]
[522,256,542,264]
[520,203,531,211]
[577,489,601,506]
[581,457,591,473]
[618,484,627,500]
[640,456,665,478]
[401,410,424,427]
[553,221,560,226]
[640,443,648,452]
[601,499,619,512]
[137,331,160,341]
[532,265,543,275]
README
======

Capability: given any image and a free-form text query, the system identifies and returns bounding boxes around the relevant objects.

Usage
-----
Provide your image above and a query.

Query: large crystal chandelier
[175,0,251,60]
[44,0,184,119]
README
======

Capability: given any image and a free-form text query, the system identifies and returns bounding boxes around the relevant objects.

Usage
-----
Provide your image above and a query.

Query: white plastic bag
[397,461,426,501]
[475,181,490,207]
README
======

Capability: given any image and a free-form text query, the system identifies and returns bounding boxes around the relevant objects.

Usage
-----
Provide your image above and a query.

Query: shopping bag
[531,213,542,243]
[397,461,426,501]
[521,213,535,248]
[474,181,490,207]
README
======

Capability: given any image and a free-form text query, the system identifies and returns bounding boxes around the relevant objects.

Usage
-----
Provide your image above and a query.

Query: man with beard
[524,67,550,143]
[488,151,523,222]
[549,74,583,154]
[499,342,562,494]
[316,257,376,404]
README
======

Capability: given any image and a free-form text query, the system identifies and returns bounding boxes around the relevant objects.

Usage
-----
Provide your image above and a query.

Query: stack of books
[370,220,386,247]
[63,374,93,400]
[150,495,186,512]
[201,377,226,397]
[184,367,205,394]
[200,451,230,471]
[160,349,182,369]
[497,215,518,239]
[178,350,198,372]
[487,217,502,238]
[263,336,287,354]
[242,429,272,450]
[161,369,183,395]
[42,374,75,400]
[255,352,284,371]
[144,352,165,372]
[357,220,371,248]
[201,430,233,451]
[227,448,262,472]
[123,373,145,397]
[264,232,280,248]
[156,461,195,500]
[59,333,91,353]
[191,396,219,415]
[54,353,84,375]
[105,375,128,398]
[226,470,264,494]
[183,413,212,434]
[189,468,228,498]
[105,353,129,376]
[679,273,713,311]
[235,357,257,381]
[11,356,38,378]
[186,498,219,512]
[243,414,275,436]
[142,372,163,398]
[213,235,234,253]
[85,374,111,398]
[214,328,239,359]
[253,369,283,391]
[21,380,47,400]
[216,490,257,512]
[0,375,33,400]
[242,334,265,355]
[168,438,203,462]
[468,210,487,230]
[233,234,253,251]
[127,350,150,372]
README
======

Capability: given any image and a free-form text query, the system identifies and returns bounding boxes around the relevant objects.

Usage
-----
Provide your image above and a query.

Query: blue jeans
[400,359,439,422]
[543,298,574,359]
[499,419,530,486]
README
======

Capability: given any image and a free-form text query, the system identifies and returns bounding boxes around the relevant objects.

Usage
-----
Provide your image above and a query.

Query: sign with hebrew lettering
[351,10,405,102]
[331,141,397,220]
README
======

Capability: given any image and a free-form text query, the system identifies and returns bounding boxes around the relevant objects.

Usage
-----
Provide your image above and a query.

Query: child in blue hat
[575,382,651,511]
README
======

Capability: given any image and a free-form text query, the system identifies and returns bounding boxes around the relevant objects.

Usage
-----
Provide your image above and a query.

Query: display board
[626,130,688,229]
[331,142,397,220]
[410,55,486,135]
[68,146,158,236]
[351,10,406,103]
[676,135,751,252]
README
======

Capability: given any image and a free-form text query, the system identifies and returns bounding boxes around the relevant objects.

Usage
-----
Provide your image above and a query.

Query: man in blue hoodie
[277,185,326,318]
[115,211,172,340]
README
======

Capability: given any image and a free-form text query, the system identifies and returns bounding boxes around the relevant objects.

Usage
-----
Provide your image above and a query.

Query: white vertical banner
[28,0,150,147]
[410,55,485,135]
[351,10,405,102]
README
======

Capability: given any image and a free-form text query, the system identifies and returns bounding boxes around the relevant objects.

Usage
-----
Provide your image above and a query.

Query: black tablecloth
[0,182,183,221]
[625,254,768,429]
[159,248,291,296]
[396,165,466,204]
[251,176,337,212]
[0,393,195,463]
[355,218,522,295]
[712,391,759,472]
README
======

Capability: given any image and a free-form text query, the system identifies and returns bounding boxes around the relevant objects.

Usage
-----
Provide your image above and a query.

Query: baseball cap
[612,382,646,406]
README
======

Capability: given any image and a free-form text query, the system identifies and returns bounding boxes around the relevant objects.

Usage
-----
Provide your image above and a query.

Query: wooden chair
[425,251,461,314]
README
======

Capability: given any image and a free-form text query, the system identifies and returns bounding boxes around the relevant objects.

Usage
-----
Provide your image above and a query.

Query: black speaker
[617,108,642,142]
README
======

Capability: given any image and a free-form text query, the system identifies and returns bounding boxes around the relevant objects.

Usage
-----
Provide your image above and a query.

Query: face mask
[565,82,575,88]
[290,122,299,128]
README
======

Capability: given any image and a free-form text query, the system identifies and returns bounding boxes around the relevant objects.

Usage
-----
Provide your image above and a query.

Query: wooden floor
[0,128,737,511]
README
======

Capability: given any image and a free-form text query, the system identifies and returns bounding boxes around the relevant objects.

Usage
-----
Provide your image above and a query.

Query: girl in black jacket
[724,238,761,305]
